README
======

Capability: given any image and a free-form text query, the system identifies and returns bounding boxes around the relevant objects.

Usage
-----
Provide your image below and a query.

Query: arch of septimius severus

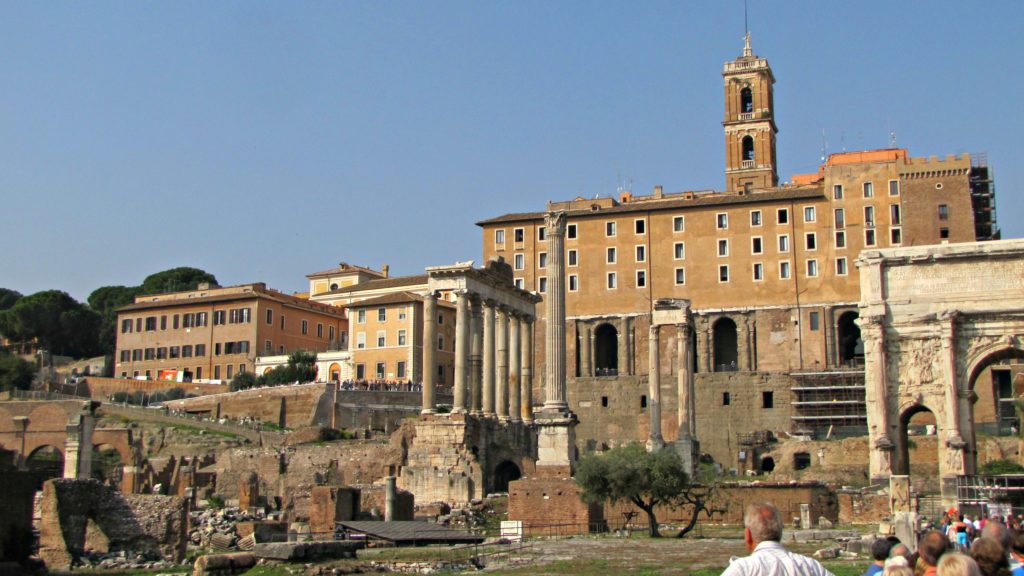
[858,239,1024,505]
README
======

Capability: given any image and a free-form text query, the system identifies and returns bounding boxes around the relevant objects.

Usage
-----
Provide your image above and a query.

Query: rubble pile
[435,498,501,532]
[189,507,265,550]
[74,549,177,570]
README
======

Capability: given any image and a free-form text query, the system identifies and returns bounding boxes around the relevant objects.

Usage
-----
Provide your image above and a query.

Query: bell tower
[723,33,778,192]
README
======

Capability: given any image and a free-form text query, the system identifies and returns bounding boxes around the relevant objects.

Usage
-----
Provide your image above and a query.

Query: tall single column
[677,323,693,438]
[509,313,522,423]
[469,298,483,415]
[647,324,664,451]
[482,299,496,417]
[496,307,510,420]
[421,292,438,414]
[625,319,634,375]
[521,316,534,423]
[861,314,894,483]
[745,316,756,371]
[695,317,710,373]
[737,315,750,371]
[942,311,965,450]
[580,324,592,377]
[453,290,470,413]
[544,212,569,411]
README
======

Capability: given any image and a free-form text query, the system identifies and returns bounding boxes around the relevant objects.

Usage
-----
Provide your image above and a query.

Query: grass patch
[167,423,243,440]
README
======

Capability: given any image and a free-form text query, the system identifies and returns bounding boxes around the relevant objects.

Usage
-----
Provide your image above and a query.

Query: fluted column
[421,292,437,414]
[580,324,592,377]
[469,298,483,415]
[509,313,522,422]
[482,299,496,417]
[452,290,470,413]
[544,212,569,411]
[521,316,534,423]
[677,322,693,438]
[496,307,510,420]
[647,324,664,451]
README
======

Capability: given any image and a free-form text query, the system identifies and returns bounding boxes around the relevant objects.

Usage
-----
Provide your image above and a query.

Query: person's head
[873,538,896,562]
[920,530,952,567]
[982,521,1011,552]
[884,564,914,576]
[743,502,784,550]
[1010,529,1024,556]
[970,537,1009,576]
[891,543,914,564]
[937,552,982,576]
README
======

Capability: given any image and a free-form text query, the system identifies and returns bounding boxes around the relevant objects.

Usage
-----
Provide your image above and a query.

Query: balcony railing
[738,112,755,121]
[741,160,755,169]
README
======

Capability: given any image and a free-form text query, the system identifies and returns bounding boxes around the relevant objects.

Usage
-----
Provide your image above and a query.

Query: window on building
[214,343,222,356]
[718,239,729,257]
[398,329,407,346]
[357,310,366,324]
[675,268,686,285]
[890,204,902,225]
[538,226,546,241]
[144,348,154,360]
[742,135,754,161]
[836,257,848,276]
[398,308,407,320]
[835,230,846,249]
[889,180,900,196]
[719,265,729,283]
[121,319,133,334]
[145,316,157,331]
[279,315,285,330]
[780,261,791,279]
[567,224,577,239]
[266,309,273,325]
[751,236,763,254]
[495,229,505,244]
[833,184,844,200]
[160,315,167,330]
[723,392,731,406]
[741,87,753,112]
[674,242,685,260]
[377,331,386,347]
[806,259,819,277]
[673,216,685,232]
[863,182,874,198]
[213,310,225,325]
[195,344,206,357]
[377,308,387,322]
[514,278,524,289]
[183,345,193,358]
[119,350,130,362]
[606,247,616,264]
[635,245,645,262]
[329,326,335,341]
[356,364,365,380]
[317,323,324,338]
[136,318,143,332]
[804,206,816,223]
[301,320,308,335]
[356,333,366,349]
[396,361,406,379]
[568,274,579,292]
[214,365,221,380]
[437,365,445,382]
[172,314,179,329]
[865,229,877,246]
[635,219,645,234]
[938,204,949,220]
[538,277,548,293]
[864,206,875,227]
[514,228,524,243]
[753,262,764,281]
[834,208,845,229]
[716,213,728,229]
[532,252,544,269]
[170,346,180,359]
[225,365,233,379]
[437,335,444,351]
[132,349,142,361]
[891,228,903,245]
[264,340,272,353]
[513,253,524,270]
[606,221,616,237]
[437,313,443,325]
[778,234,790,253]
[805,232,817,251]
[777,208,789,224]
[750,210,762,226]
[636,270,646,288]
[607,272,617,290]
[762,391,774,409]
[940,227,950,239]
[568,249,578,267]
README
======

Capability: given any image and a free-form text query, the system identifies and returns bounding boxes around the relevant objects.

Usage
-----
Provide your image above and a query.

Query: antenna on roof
[820,129,828,163]
[890,131,897,148]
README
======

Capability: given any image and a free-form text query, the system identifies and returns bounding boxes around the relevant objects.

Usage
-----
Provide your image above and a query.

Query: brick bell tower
[723,32,778,192]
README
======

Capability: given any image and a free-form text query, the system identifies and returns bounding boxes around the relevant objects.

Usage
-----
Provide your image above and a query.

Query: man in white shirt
[722,503,835,576]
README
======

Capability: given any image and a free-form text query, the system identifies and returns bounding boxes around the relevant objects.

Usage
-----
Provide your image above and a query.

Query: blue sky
[2,1,1021,302]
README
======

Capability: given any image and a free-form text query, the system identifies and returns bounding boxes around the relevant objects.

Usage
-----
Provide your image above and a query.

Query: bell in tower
[723,32,778,193]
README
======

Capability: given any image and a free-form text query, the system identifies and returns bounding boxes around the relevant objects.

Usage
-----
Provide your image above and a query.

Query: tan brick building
[114,283,346,384]
[477,36,1000,468]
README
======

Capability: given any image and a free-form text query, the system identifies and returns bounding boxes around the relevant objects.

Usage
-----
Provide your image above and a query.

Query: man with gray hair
[722,502,834,575]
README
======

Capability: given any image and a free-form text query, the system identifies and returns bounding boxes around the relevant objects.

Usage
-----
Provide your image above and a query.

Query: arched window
[742,136,755,162]
[713,318,739,372]
[741,87,753,113]
[594,323,619,376]
[837,311,863,366]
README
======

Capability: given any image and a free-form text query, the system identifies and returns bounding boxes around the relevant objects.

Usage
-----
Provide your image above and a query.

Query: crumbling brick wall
[0,449,34,563]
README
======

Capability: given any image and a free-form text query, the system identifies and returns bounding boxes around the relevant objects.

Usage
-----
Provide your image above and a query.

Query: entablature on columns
[652,298,691,327]
[426,260,541,318]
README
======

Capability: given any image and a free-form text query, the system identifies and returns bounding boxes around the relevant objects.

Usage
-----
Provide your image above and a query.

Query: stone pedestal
[893,512,918,551]
[800,503,812,530]
[889,475,912,514]
[673,437,700,479]
[535,413,578,475]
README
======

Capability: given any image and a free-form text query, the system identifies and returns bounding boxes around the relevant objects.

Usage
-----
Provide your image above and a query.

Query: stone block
[252,541,363,561]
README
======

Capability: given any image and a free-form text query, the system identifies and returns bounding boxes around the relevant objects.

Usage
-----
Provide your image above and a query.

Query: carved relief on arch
[892,337,942,391]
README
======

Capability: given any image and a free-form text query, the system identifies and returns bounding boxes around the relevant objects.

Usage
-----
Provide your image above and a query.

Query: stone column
[482,299,496,417]
[677,322,693,438]
[509,313,522,423]
[580,324,592,377]
[385,476,397,521]
[647,324,664,451]
[941,311,966,456]
[453,290,470,413]
[521,316,534,423]
[695,316,711,373]
[470,298,483,415]
[744,315,756,371]
[736,315,750,372]
[861,314,894,482]
[543,212,569,412]
[496,307,510,421]
[421,292,437,414]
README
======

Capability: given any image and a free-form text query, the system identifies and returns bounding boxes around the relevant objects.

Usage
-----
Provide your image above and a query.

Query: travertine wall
[165,383,329,428]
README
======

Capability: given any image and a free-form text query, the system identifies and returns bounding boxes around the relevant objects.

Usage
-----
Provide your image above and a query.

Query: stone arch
[594,323,618,375]
[740,86,753,113]
[712,317,738,372]
[91,443,124,485]
[492,460,522,493]
[328,363,341,382]
[742,135,755,161]
[964,342,1024,390]
[27,404,71,433]
[837,311,862,366]
[26,444,64,485]
[895,403,940,493]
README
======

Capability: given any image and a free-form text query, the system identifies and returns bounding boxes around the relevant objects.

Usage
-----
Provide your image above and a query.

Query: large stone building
[114,283,346,383]
[477,35,1000,468]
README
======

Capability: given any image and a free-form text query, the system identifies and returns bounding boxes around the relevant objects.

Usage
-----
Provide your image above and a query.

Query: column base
[673,436,700,479]
[646,436,665,452]
[536,412,578,469]
[420,409,436,416]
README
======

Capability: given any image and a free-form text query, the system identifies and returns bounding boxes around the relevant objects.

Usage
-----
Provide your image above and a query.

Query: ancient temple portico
[648,299,699,476]
[857,239,1024,506]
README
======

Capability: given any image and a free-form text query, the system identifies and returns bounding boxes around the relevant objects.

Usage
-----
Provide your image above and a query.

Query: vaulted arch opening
[91,444,123,487]
[968,347,1024,436]
[594,323,618,376]
[896,404,940,494]
[742,136,755,161]
[740,87,753,112]
[328,363,341,382]
[837,311,863,366]
[713,318,738,372]
[26,445,64,488]
[493,460,521,493]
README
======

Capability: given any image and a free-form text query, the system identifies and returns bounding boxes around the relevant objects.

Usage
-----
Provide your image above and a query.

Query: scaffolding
[788,370,867,437]
[970,153,999,240]
[957,475,1024,518]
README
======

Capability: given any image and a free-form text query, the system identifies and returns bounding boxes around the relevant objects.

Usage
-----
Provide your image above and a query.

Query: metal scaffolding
[788,369,867,436]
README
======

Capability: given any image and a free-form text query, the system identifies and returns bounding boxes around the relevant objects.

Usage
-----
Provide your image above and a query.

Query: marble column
[695,316,711,373]
[861,314,894,482]
[482,299,496,417]
[737,316,750,372]
[509,313,522,423]
[580,324,592,377]
[452,290,470,413]
[744,315,756,371]
[942,311,966,451]
[496,307,510,420]
[469,298,483,415]
[421,292,437,414]
[543,212,569,412]
[521,316,534,423]
[625,319,634,375]
[677,322,693,438]
[647,324,664,451]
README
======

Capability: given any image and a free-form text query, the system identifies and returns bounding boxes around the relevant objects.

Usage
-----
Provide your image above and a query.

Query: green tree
[0,353,35,392]
[87,285,141,355]
[979,459,1024,475]
[261,350,318,386]
[0,288,22,311]
[139,267,217,295]
[230,371,258,391]
[0,290,101,357]
[576,443,712,537]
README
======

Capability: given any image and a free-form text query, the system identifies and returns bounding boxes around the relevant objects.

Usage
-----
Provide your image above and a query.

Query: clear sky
[2,1,1021,302]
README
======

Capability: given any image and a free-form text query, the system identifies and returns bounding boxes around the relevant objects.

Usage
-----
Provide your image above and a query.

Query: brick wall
[68,376,225,399]
[508,477,604,535]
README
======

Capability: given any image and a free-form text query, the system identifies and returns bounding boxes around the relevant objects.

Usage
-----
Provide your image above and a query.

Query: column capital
[544,211,568,236]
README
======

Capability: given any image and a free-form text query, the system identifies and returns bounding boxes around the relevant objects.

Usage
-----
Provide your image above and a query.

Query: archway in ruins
[594,323,618,376]
[493,460,522,493]
[837,311,863,367]
[967,347,1024,437]
[713,317,738,372]
[26,444,64,488]
[91,443,124,487]
[329,363,341,382]
[896,404,940,494]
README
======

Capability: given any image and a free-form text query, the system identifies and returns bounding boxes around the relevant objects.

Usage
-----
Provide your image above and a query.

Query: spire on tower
[743,31,752,58]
